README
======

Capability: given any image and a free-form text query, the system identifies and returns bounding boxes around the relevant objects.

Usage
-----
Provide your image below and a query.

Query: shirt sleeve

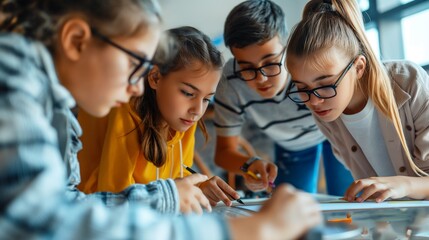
[401,62,429,167]
[213,59,245,137]
[0,35,230,240]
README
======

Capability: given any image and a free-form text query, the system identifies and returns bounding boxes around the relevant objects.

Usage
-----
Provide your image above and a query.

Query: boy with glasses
[214,0,354,195]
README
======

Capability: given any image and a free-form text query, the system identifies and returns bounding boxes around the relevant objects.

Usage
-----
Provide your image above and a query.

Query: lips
[180,118,195,126]
[314,109,331,117]
[257,85,272,92]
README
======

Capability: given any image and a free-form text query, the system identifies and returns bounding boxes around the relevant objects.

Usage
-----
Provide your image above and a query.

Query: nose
[129,80,144,97]
[254,70,268,83]
[309,93,324,106]
[189,99,204,118]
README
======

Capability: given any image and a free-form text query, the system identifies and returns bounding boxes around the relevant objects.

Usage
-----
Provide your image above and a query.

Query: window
[402,8,429,65]
[361,0,429,70]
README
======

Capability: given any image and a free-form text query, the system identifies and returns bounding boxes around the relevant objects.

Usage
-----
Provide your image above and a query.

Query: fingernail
[356,197,362,202]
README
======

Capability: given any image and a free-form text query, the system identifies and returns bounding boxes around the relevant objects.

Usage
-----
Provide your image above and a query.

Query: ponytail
[288,0,427,176]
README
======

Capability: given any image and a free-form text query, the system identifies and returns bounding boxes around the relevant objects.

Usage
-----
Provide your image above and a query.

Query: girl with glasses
[78,26,242,210]
[0,0,322,239]
[215,0,354,196]
[286,0,429,203]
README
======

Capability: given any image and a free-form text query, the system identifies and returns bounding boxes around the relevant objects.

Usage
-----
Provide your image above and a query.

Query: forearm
[70,179,180,214]
[215,148,249,173]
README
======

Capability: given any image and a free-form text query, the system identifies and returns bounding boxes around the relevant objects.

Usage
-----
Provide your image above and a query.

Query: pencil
[182,164,245,205]
[242,169,276,188]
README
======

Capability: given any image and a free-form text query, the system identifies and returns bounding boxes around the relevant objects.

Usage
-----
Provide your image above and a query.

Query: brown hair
[287,0,426,176]
[134,26,223,167]
[0,0,161,53]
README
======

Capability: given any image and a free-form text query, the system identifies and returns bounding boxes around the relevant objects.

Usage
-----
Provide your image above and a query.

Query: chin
[86,107,111,118]
[257,89,276,99]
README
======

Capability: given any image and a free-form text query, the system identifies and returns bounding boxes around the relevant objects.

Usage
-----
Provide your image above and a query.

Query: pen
[183,164,245,205]
[242,169,276,188]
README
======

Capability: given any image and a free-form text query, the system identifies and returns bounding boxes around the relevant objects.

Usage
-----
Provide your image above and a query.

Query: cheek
[101,57,130,85]
[156,90,182,117]
[246,81,258,90]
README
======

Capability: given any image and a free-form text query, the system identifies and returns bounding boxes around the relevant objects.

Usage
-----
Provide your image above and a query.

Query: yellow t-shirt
[77,103,195,193]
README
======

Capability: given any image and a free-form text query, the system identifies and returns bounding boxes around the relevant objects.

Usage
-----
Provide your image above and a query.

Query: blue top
[0,33,228,240]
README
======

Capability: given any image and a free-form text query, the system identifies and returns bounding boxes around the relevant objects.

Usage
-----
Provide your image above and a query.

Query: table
[213,196,429,239]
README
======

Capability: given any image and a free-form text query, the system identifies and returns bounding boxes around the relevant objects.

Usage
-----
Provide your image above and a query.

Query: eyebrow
[236,52,280,65]
[292,74,335,83]
[181,82,215,95]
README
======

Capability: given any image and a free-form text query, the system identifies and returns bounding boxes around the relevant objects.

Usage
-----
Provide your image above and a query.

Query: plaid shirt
[0,33,229,240]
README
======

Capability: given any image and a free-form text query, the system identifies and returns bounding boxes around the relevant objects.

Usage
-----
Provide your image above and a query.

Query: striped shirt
[0,33,228,240]
[214,58,326,151]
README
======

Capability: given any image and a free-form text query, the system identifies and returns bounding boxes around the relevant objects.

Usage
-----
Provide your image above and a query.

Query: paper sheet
[235,199,429,212]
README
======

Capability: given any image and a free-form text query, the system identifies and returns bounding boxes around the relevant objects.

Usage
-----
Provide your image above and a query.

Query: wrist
[240,156,261,172]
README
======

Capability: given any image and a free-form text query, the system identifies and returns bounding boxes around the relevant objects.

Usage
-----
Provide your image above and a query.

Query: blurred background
[159,0,429,70]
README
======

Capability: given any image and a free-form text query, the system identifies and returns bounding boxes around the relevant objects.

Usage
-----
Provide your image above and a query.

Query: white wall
[158,0,308,58]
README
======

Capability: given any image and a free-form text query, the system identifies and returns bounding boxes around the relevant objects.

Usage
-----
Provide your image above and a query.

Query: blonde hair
[287,0,426,176]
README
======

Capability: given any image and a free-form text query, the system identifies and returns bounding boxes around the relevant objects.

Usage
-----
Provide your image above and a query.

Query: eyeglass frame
[91,28,154,85]
[286,55,359,103]
[232,47,286,81]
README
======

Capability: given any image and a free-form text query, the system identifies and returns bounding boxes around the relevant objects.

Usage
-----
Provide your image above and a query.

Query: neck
[344,85,368,115]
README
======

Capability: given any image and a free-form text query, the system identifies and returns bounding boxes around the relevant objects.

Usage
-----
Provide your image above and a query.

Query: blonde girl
[286,0,429,202]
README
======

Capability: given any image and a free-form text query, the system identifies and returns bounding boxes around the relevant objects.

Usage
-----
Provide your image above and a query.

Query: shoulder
[0,33,55,97]
[384,60,429,98]
[384,60,427,87]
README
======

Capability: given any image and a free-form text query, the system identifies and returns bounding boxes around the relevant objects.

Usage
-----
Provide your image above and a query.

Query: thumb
[185,173,209,185]
[267,163,278,182]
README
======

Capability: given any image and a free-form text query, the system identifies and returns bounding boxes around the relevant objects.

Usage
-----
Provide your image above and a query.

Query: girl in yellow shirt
[78,26,240,209]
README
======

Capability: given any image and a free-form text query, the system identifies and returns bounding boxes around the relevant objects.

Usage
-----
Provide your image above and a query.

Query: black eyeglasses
[287,56,358,103]
[91,28,153,85]
[232,48,286,81]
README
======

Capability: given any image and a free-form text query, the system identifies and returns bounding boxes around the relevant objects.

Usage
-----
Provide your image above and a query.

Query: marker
[327,213,352,224]
[183,164,245,205]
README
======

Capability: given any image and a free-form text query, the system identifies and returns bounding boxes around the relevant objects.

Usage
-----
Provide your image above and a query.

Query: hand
[198,176,240,207]
[229,184,321,240]
[174,174,211,214]
[344,176,412,202]
[242,159,277,192]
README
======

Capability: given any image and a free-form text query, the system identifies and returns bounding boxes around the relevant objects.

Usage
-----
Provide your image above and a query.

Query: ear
[58,18,92,61]
[147,65,161,90]
[355,55,367,79]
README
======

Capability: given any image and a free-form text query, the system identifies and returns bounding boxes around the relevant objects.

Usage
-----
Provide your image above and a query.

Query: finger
[215,177,240,199]
[209,199,217,207]
[242,174,263,185]
[375,189,393,203]
[197,191,212,213]
[190,201,203,215]
[245,182,266,192]
[185,173,209,185]
[345,179,368,201]
[181,204,192,215]
[267,163,278,183]
[258,167,269,187]
[357,183,382,202]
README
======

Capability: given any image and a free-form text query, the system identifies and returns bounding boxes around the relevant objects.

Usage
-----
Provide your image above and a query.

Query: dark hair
[135,26,223,167]
[0,0,161,52]
[224,0,288,49]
